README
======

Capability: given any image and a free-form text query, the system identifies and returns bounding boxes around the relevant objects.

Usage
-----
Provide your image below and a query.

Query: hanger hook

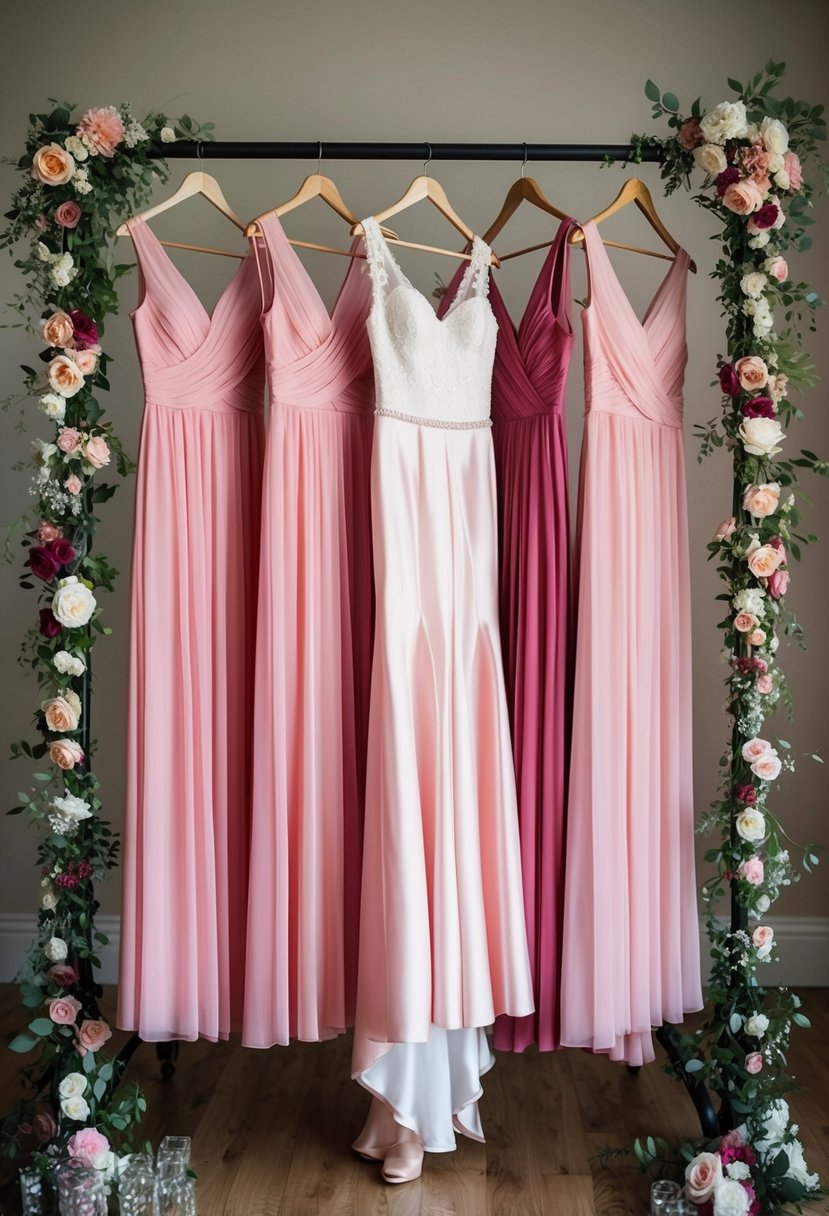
[316,140,323,176]
[521,142,528,179]
[196,139,204,168]
[423,142,432,174]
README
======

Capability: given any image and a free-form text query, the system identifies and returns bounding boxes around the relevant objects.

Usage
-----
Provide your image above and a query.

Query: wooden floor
[1,987,828,1215]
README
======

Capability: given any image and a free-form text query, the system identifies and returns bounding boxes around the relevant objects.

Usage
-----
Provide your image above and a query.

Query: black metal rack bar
[158,139,661,163]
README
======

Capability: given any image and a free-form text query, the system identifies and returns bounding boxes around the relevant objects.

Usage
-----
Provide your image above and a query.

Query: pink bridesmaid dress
[438,218,575,1053]
[118,217,265,1042]
[352,219,533,1152]
[560,221,703,1066]
[242,215,375,1048]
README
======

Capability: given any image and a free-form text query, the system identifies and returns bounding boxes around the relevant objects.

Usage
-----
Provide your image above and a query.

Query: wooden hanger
[569,177,697,273]
[116,170,247,259]
[483,175,569,259]
[350,175,500,267]
[245,173,398,259]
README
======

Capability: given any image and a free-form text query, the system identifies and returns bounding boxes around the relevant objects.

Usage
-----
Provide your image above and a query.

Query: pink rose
[742,738,772,763]
[57,427,83,454]
[742,482,781,519]
[65,474,83,496]
[768,374,789,404]
[734,612,757,634]
[68,310,100,351]
[735,356,769,392]
[747,544,784,579]
[738,856,765,885]
[752,752,782,781]
[48,962,79,987]
[784,150,803,191]
[48,995,82,1025]
[34,214,49,231]
[67,1126,111,1167]
[767,568,789,599]
[685,1152,722,1204]
[76,106,125,158]
[745,1052,764,1074]
[31,1107,57,1144]
[714,517,737,542]
[55,201,82,229]
[41,311,75,349]
[753,925,774,950]
[38,520,63,543]
[72,349,98,376]
[756,674,774,695]
[722,180,764,215]
[83,435,111,469]
[748,628,766,647]
[31,143,75,186]
[767,256,787,282]
[75,1018,112,1056]
[678,118,703,150]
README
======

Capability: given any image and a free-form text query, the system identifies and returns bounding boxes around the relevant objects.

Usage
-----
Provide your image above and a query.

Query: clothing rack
[112,134,723,1144]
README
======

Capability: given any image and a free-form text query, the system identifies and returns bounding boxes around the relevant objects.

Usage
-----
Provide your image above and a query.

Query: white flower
[124,120,149,148]
[72,168,92,196]
[61,1094,91,1121]
[49,792,93,836]
[739,416,785,457]
[733,587,766,616]
[58,1072,88,1100]
[761,117,790,156]
[54,650,86,677]
[756,893,771,914]
[52,576,97,628]
[64,135,88,162]
[786,1139,820,1191]
[44,936,68,962]
[95,1150,119,1180]
[774,167,791,191]
[39,392,66,421]
[32,438,58,483]
[713,1178,750,1216]
[49,252,78,288]
[160,126,176,143]
[40,886,59,911]
[36,241,51,262]
[748,230,771,250]
[745,1013,769,1038]
[740,271,767,300]
[694,143,728,175]
[744,296,774,338]
[769,633,779,653]
[735,808,766,843]
[700,100,749,145]
[725,1161,751,1180]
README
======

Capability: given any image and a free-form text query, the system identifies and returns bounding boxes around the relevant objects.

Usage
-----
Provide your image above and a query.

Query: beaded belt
[375,408,492,429]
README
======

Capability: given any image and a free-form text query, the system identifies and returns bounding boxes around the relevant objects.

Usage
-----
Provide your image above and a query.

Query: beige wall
[0,0,827,936]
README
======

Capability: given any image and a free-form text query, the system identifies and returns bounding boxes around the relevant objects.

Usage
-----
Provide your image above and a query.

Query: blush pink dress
[242,215,375,1048]
[560,221,703,1066]
[118,217,265,1042]
[352,219,533,1152]
[438,218,575,1053]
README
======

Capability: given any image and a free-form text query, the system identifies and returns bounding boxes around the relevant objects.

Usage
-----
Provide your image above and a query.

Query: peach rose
[72,349,98,376]
[735,356,769,392]
[41,311,74,349]
[57,427,82,454]
[722,179,764,215]
[75,1018,112,1056]
[747,544,784,579]
[48,995,82,1025]
[742,482,781,519]
[47,355,85,398]
[678,118,703,150]
[83,435,110,469]
[742,737,772,763]
[752,751,782,781]
[745,1052,764,1074]
[685,1152,722,1204]
[748,628,767,647]
[31,142,75,186]
[49,739,85,770]
[734,612,757,634]
[756,674,774,694]
[714,517,737,542]
[41,691,82,733]
[38,520,63,543]
[738,856,765,885]
[753,925,774,951]
[65,474,83,496]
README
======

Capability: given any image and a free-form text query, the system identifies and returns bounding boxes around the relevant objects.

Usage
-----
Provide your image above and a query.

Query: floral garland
[619,64,827,1216]
[0,101,213,1185]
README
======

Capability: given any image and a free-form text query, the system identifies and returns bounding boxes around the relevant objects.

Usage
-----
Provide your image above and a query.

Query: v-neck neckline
[134,215,254,328]
[581,219,688,333]
[258,210,363,328]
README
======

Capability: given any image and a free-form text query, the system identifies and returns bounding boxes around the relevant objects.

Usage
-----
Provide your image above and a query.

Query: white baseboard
[0,914,826,988]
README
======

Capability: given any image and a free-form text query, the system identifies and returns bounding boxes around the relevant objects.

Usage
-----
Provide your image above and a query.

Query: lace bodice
[361,216,497,424]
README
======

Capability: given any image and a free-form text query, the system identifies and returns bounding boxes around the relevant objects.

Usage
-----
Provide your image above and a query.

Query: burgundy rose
[49,537,77,567]
[48,962,79,987]
[741,396,775,419]
[718,362,741,396]
[767,568,789,599]
[715,166,740,196]
[38,608,61,638]
[29,545,60,582]
[752,203,780,230]
[68,310,100,351]
[736,784,757,805]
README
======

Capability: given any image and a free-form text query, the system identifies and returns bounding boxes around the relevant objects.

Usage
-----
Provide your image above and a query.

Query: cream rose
[742,482,781,518]
[61,1094,91,1122]
[739,416,785,457]
[64,134,88,162]
[700,100,749,144]
[58,1072,88,1100]
[49,738,85,770]
[39,392,66,422]
[160,126,176,143]
[761,117,790,155]
[747,544,784,579]
[54,650,86,677]
[735,808,767,843]
[41,311,74,348]
[752,751,782,781]
[40,887,59,911]
[52,576,97,628]
[31,143,75,186]
[44,936,68,962]
[734,356,768,391]
[745,1013,769,1038]
[740,271,767,300]
[685,1151,722,1204]
[713,1178,751,1216]
[47,355,85,399]
[41,691,82,732]
[693,143,728,175]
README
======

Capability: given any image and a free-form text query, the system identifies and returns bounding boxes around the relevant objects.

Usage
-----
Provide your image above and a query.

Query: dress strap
[468,236,493,298]
[361,216,393,293]
[248,213,276,315]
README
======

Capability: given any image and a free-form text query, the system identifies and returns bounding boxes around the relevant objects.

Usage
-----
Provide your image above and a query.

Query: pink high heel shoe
[352,1097,424,1184]
[379,1139,424,1184]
